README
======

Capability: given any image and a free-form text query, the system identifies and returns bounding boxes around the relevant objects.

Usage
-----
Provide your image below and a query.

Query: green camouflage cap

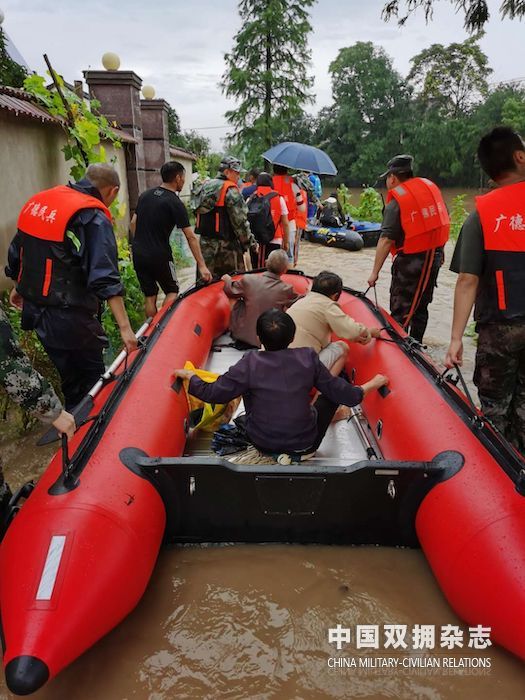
[219,155,244,173]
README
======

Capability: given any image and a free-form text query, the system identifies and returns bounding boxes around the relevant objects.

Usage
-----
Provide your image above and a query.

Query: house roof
[0,86,136,143]
[169,145,197,162]
[0,86,58,124]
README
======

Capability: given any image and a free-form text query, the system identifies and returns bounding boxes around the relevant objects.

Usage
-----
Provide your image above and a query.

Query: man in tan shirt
[288,271,380,376]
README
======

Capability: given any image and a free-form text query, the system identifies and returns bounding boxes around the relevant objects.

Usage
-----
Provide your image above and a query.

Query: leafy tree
[221,0,316,155]
[501,95,525,134]
[320,42,408,184]
[382,0,525,32]
[472,84,525,134]
[0,28,27,87]
[167,106,182,145]
[408,38,492,117]
[177,129,211,157]
[23,73,121,182]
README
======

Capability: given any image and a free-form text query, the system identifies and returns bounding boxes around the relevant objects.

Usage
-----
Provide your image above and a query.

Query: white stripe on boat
[36,535,66,601]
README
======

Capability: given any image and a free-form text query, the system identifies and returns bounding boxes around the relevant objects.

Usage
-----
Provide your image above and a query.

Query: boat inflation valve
[387,480,396,499]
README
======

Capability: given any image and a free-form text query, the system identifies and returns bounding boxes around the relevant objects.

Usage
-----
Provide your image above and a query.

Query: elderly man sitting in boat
[287,271,381,376]
[221,249,300,348]
[174,309,387,457]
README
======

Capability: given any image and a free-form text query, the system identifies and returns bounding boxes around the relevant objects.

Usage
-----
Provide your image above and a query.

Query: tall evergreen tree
[221,0,316,161]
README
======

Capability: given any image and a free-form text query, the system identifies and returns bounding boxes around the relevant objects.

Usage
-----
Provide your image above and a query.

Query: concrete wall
[0,111,130,291]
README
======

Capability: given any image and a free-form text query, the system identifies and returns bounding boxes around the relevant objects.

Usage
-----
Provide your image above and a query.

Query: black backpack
[247,192,278,244]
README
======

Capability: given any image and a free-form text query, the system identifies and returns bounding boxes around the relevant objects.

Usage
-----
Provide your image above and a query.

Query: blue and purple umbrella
[262,141,337,176]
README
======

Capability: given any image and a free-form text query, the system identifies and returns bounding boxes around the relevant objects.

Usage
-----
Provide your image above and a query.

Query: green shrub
[101,238,145,361]
[450,194,469,241]
[101,235,190,361]
[336,184,383,223]
[336,184,353,217]
[354,187,384,222]
[171,231,192,267]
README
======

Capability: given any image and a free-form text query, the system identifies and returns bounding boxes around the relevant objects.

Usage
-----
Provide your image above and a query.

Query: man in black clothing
[6,164,137,410]
[130,161,211,318]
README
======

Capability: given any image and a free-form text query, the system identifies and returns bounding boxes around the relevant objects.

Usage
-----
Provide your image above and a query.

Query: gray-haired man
[222,249,300,347]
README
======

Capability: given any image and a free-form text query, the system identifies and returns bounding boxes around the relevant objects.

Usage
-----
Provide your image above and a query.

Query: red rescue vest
[195,179,238,240]
[273,174,297,223]
[475,181,525,323]
[295,189,308,229]
[387,177,450,254]
[16,186,111,308]
[256,186,284,241]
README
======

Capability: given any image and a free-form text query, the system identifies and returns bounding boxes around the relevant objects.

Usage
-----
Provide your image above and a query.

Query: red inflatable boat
[1,271,524,694]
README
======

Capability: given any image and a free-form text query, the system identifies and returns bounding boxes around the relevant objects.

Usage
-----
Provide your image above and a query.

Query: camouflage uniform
[294,173,321,207]
[473,323,525,453]
[195,175,256,278]
[451,209,525,453]
[0,304,63,503]
[390,248,444,343]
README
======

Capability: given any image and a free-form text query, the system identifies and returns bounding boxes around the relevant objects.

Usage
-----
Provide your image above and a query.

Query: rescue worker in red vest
[250,172,289,266]
[367,155,450,343]
[272,165,303,264]
[194,156,257,278]
[5,163,138,411]
[292,174,308,267]
[446,127,525,453]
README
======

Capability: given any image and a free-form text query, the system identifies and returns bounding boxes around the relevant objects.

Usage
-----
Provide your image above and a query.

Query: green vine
[23,72,122,182]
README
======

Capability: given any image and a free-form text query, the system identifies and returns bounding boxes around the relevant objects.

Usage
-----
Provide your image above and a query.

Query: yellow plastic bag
[182,361,240,432]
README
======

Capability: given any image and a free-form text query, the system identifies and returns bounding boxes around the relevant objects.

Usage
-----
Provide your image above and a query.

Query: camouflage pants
[474,323,525,454]
[390,249,443,343]
[200,239,245,279]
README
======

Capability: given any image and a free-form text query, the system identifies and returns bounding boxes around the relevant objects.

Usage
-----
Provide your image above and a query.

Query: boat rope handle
[61,434,76,486]
[452,363,476,408]
[446,363,484,429]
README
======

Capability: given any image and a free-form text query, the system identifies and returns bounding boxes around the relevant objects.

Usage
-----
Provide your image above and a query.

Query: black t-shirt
[132,186,190,260]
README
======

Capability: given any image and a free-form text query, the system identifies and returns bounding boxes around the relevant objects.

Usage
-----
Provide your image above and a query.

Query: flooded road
[1,240,524,699]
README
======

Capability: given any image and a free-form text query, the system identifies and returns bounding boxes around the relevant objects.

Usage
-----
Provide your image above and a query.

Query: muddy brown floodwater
[1,240,525,700]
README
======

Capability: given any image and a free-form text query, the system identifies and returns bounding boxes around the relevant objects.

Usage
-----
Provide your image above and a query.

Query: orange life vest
[387,177,450,254]
[295,189,308,229]
[16,186,111,308]
[195,179,238,241]
[255,185,284,241]
[272,174,297,223]
[475,181,525,323]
